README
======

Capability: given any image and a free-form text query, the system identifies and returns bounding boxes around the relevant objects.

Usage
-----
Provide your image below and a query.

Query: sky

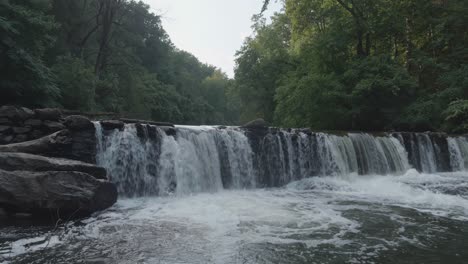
[145,0,282,78]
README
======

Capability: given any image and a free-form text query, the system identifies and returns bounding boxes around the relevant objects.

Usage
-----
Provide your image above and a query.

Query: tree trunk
[357,29,365,57]
[94,0,121,77]
[405,17,413,72]
[365,33,371,56]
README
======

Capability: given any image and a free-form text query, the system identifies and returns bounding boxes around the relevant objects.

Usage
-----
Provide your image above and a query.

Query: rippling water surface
[2,169,468,264]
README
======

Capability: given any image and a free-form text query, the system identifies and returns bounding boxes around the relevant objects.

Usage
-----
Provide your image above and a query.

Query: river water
[2,169,468,263]
[1,125,468,263]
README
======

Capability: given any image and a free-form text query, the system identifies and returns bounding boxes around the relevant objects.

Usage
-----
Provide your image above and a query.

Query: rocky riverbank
[0,106,117,222]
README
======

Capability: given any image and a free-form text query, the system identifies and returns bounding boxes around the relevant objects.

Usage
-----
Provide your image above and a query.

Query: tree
[235,13,293,123]
[0,0,59,107]
[246,0,468,132]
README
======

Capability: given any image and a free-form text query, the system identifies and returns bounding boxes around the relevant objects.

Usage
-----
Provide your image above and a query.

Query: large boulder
[0,125,11,133]
[100,120,125,130]
[0,135,13,144]
[12,126,31,134]
[64,115,94,130]
[34,108,62,121]
[0,152,107,180]
[0,106,34,121]
[24,119,42,127]
[0,118,11,125]
[44,120,66,132]
[0,129,96,164]
[0,130,71,155]
[0,169,117,218]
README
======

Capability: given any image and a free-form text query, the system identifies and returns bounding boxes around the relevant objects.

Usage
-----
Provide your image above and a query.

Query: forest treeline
[1,0,468,132]
[237,0,468,133]
[0,0,239,124]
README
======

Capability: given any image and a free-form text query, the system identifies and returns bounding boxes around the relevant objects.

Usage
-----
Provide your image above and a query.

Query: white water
[2,125,468,263]
[3,169,468,263]
[448,136,468,171]
[94,124,255,196]
[94,123,468,197]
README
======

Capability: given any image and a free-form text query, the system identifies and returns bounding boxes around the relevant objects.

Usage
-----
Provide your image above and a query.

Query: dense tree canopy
[0,0,236,124]
[1,0,467,132]
[236,0,468,133]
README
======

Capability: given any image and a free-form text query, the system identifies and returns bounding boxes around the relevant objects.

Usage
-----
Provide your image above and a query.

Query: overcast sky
[145,0,282,78]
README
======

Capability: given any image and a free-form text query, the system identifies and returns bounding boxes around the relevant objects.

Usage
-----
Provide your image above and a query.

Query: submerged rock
[0,169,117,218]
[0,152,107,180]
[100,120,125,130]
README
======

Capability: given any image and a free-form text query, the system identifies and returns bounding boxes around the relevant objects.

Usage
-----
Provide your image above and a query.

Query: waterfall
[393,132,451,173]
[94,122,467,197]
[448,136,468,171]
[94,124,255,197]
[94,124,162,196]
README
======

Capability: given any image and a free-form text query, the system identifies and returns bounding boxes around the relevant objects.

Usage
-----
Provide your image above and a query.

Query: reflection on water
[2,170,468,264]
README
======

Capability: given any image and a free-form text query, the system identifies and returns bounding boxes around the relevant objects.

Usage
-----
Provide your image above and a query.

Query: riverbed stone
[12,126,31,134]
[0,126,11,133]
[0,106,34,121]
[0,152,107,180]
[162,126,176,137]
[64,115,94,130]
[30,130,44,139]
[12,134,29,143]
[0,135,13,144]
[0,169,117,218]
[44,120,66,132]
[100,120,124,130]
[0,118,11,125]
[35,108,61,120]
[24,119,42,127]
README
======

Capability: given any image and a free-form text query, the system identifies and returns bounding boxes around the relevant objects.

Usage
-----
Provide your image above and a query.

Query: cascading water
[448,136,468,171]
[93,123,468,197]
[4,124,468,264]
[94,123,256,196]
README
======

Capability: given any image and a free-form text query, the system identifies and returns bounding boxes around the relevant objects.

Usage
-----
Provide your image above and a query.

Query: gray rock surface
[0,152,107,180]
[44,120,66,132]
[0,126,11,133]
[12,126,31,134]
[24,119,42,127]
[100,120,125,130]
[0,130,71,154]
[0,169,117,217]
[64,115,94,130]
[35,108,62,120]
[0,118,11,125]
[0,106,34,121]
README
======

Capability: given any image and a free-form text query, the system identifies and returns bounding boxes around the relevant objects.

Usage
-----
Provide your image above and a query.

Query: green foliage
[235,13,293,123]
[52,56,96,111]
[3,0,468,130]
[238,0,468,132]
[275,72,347,129]
[0,0,59,107]
[444,100,468,134]
[0,0,236,124]
[343,56,417,130]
